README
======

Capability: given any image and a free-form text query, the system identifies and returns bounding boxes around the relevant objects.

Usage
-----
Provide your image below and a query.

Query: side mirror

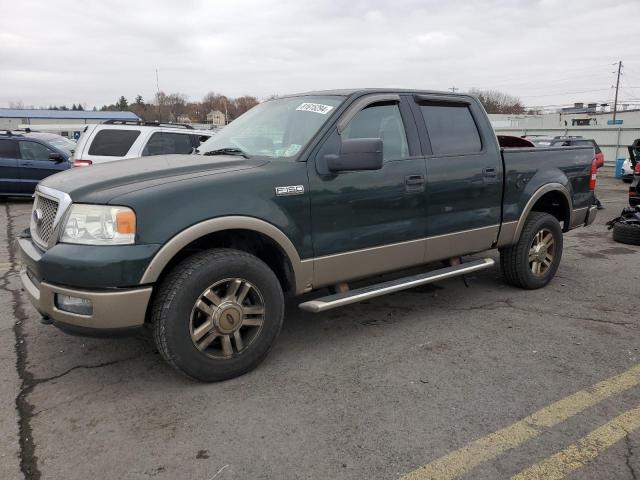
[49,152,64,163]
[326,138,383,172]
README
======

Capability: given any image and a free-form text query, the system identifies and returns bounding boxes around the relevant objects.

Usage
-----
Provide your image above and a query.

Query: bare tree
[9,100,24,109]
[468,88,525,114]
[232,96,259,118]
[166,93,189,122]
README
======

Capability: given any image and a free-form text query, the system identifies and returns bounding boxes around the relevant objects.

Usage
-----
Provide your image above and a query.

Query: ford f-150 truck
[18,89,598,381]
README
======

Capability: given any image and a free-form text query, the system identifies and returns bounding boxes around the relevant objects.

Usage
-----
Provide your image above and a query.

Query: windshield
[47,137,76,155]
[197,95,344,159]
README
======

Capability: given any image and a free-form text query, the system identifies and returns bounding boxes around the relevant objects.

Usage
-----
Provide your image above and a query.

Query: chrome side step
[298,258,495,313]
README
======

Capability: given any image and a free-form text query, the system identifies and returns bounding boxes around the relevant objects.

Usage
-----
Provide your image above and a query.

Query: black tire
[152,248,284,382]
[500,212,563,289]
[612,222,640,245]
[622,178,633,184]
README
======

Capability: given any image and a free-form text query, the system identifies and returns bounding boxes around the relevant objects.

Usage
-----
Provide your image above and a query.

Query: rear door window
[142,132,195,156]
[420,104,482,155]
[88,129,141,156]
[18,141,53,160]
[0,139,18,158]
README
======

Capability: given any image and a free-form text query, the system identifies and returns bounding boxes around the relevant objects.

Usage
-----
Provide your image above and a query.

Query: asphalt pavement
[1,170,638,480]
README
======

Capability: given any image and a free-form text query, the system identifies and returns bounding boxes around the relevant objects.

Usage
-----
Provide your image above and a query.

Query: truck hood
[40,154,268,204]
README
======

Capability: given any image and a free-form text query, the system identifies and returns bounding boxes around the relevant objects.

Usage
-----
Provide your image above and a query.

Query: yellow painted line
[512,404,640,480]
[400,364,640,480]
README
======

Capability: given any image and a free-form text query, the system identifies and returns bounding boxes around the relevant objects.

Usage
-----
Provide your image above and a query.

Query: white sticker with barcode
[296,103,334,114]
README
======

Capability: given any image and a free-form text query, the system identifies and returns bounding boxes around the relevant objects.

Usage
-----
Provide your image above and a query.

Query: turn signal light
[73,159,93,167]
[116,210,136,234]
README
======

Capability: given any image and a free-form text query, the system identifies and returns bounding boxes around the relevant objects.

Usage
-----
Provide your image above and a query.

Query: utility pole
[449,86,458,93]
[612,60,622,123]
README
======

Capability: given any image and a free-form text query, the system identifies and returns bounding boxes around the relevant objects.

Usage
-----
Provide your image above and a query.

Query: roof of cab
[280,88,469,98]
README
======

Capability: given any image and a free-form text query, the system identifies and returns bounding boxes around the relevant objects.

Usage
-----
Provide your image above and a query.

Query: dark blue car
[0,131,72,197]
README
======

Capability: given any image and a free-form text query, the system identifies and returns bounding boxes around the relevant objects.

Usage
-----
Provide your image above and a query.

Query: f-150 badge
[275,185,304,196]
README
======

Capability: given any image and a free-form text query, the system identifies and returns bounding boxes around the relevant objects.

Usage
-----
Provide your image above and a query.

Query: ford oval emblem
[32,208,43,226]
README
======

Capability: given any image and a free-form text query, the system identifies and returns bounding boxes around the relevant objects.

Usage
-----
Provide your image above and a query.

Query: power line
[519,88,613,98]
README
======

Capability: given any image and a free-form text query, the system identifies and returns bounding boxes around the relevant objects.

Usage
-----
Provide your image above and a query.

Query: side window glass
[420,104,482,155]
[343,103,409,161]
[0,140,18,159]
[18,141,53,161]
[143,132,194,156]
[88,129,140,156]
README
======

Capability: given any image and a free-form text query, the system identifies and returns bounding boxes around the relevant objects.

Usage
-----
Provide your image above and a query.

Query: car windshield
[46,137,76,155]
[197,95,344,159]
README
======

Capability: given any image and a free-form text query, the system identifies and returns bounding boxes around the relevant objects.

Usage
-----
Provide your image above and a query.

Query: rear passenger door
[0,139,21,196]
[142,132,196,156]
[411,95,503,261]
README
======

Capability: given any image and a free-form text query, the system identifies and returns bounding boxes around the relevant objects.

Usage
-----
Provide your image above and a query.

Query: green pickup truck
[19,89,598,381]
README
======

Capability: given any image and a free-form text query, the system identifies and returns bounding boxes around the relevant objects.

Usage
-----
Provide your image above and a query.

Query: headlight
[60,204,136,245]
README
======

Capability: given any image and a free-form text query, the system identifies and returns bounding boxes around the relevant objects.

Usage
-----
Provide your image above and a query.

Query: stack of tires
[611,207,640,246]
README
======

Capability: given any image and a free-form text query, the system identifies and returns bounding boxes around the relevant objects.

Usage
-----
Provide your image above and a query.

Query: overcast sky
[1,0,639,109]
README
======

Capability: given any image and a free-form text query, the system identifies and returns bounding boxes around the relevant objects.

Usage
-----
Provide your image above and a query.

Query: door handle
[405,174,425,185]
[405,174,425,192]
[22,161,34,166]
[483,167,497,177]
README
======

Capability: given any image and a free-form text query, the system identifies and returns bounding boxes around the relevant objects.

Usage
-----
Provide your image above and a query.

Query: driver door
[307,94,427,287]
[18,141,68,194]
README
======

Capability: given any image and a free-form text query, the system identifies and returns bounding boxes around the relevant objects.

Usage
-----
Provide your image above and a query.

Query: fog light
[55,294,93,315]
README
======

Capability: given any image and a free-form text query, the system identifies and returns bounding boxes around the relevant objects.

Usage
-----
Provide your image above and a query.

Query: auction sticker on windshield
[296,103,334,114]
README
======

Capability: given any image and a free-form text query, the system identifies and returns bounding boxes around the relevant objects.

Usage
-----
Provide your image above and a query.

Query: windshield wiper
[202,147,250,158]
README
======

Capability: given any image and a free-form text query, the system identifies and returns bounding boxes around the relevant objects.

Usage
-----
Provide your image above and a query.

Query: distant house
[176,114,192,124]
[0,108,140,139]
[206,110,226,127]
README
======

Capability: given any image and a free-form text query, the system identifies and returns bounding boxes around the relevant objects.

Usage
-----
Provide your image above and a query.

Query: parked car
[19,89,598,381]
[72,121,213,166]
[623,139,640,183]
[21,131,78,156]
[548,137,604,166]
[522,135,555,147]
[0,130,70,197]
[629,161,640,207]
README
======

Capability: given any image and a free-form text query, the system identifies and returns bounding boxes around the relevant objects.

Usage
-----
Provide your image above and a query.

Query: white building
[0,109,140,140]
[489,108,640,164]
[206,110,226,127]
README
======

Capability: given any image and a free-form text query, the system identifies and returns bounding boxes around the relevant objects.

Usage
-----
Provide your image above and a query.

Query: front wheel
[500,212,563,289]
[152,248,284,382]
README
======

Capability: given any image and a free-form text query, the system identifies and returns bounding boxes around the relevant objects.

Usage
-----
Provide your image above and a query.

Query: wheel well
[154,229,295,295]
[530,191,571,231]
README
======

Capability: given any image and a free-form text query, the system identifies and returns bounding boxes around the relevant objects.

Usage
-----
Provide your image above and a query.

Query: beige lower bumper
[585,205,598,226]
[20,269,152,329]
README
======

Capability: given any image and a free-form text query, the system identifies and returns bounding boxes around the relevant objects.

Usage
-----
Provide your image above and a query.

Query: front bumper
[19,237,152,332]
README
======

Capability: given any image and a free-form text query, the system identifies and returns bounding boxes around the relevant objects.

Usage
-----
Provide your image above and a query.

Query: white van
[72,121,214,166]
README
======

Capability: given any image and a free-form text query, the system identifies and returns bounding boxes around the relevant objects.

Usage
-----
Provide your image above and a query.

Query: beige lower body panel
[308,225,500,289]
[570,207,589,229]
[20,269,152,329]
[308,238,425,288]
[424,225,499,263]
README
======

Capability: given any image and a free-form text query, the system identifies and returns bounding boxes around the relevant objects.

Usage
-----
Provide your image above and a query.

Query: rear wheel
[500,212,563,289]
[152,248,284,382]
